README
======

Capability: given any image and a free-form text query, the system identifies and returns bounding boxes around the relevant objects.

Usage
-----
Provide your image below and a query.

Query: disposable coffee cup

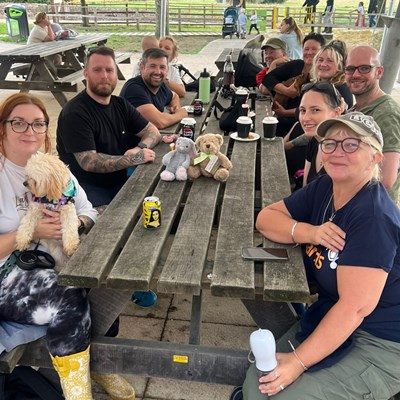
[236,88,248,103]
[262,117,278,140]
[236,116,252,139]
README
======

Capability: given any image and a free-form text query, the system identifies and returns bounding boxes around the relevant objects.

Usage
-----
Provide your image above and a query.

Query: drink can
[180,117,196,141]
[193,99,203,116]
[143,196,161,229]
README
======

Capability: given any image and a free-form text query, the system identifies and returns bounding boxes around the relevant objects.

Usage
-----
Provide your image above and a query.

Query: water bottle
[250,329,277,377]
[222,54,235,98]
[198,68,211,104]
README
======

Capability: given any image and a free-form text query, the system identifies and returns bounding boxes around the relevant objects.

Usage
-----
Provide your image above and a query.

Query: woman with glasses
[310,40,353,110]
[243,111,400,399]
[0,93,99,399]
[284,81,342,189]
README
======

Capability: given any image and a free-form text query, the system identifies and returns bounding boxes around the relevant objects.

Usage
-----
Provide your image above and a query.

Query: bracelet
[288,340,308,371]
[291,221,298,244]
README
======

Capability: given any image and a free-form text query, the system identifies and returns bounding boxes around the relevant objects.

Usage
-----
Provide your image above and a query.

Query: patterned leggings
[0,266,91,357]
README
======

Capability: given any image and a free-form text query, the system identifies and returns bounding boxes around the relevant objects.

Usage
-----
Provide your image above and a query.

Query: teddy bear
[187,133,232,182]
[160,136,197,181]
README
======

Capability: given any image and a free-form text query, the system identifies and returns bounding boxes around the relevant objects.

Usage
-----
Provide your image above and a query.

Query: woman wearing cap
[262,32,325,137]
[243,111,400,399]
[279,17,303,60]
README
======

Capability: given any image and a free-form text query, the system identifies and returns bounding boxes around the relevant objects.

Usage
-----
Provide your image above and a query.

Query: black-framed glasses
[301,81,341,107]
[5,120,48,134]
[344,65,379,75]
[319,138,365,154]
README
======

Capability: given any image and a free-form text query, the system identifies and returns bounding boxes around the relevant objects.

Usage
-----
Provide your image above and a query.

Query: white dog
[16,153,80,266]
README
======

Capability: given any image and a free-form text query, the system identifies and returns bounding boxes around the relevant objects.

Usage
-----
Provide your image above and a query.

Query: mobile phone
[241,247,289,261]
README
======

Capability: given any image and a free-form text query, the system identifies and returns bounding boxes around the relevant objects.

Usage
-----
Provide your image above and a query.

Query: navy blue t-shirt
[284,175,400,343]
[120,76,173,112]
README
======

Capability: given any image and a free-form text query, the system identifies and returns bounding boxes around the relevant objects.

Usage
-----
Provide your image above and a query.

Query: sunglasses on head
[301,81,341,107]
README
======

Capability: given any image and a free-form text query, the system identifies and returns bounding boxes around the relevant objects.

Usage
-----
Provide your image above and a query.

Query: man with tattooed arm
[57,46,161,208]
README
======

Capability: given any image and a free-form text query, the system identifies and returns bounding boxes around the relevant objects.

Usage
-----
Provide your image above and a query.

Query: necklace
[322,193,335,223]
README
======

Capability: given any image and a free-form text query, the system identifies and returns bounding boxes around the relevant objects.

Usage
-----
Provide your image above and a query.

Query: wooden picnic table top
[0,33,109,60]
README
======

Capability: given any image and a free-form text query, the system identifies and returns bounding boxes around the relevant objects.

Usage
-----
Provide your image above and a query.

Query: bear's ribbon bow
[194,152,214,165]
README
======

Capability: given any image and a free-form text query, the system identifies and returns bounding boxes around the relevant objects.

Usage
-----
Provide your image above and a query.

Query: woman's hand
[310,221,346,252]
[258,353,304,396]
[32,207,63,241]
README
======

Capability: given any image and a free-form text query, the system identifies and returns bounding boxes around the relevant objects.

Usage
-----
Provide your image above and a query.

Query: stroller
[222,6,240,39]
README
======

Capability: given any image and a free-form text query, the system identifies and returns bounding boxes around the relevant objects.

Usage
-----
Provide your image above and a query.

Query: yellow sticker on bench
[173,355,188,363]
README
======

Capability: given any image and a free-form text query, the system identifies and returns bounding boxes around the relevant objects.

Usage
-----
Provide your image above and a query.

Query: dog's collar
[32,179,77,208]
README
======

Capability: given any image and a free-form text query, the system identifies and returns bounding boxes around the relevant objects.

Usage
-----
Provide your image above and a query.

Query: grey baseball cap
[317,112,383,147]
[261,37,287,52]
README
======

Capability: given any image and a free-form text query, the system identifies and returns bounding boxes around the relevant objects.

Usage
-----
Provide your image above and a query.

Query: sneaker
[130,290,157,308]
[230,386,243,400]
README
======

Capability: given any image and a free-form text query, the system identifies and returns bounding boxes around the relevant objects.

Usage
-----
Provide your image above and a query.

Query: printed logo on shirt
[305,244,340,271]
[15,192,29,215]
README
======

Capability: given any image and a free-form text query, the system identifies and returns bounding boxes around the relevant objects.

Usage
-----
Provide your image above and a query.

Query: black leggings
[0,267,90,357]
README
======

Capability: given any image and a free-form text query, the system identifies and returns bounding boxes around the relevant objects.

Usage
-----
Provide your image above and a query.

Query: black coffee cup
[236,116,252,139]
[262,117,278,140]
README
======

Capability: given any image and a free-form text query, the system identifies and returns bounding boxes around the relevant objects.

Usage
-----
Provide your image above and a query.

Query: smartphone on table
[241,247,289,261]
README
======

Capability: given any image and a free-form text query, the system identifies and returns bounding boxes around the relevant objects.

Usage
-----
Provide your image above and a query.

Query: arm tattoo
[139,123,161,148]
[74,150,145,173]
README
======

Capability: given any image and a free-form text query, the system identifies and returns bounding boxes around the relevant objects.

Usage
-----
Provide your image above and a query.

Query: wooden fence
[45,4,384,32]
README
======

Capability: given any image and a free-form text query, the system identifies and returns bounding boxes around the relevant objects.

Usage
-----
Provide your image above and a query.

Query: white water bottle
[250,329,277,376]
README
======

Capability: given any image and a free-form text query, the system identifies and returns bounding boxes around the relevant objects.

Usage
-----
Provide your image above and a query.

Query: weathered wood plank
[18,336,250,386]
[0,345,27,373]
[260,138,310,302]
[211,139,257,299]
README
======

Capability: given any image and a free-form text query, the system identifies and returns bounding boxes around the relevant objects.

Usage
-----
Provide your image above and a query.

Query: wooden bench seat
[55,69,85,85]
[115,52,132,64]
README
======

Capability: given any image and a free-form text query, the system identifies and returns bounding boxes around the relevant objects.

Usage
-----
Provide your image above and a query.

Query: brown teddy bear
[187,133,232,182]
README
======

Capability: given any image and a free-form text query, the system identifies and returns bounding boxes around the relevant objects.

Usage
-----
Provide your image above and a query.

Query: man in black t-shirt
[57,46,161,208]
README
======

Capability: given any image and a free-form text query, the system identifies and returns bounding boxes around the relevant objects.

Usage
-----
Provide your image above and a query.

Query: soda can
[180,117,196,141]
[193,99,203,116]
[143,196,161,229]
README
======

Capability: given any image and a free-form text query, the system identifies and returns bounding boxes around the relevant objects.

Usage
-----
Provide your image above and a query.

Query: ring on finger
[280,384,285,391]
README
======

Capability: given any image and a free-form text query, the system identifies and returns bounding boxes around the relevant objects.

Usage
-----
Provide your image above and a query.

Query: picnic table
[0,89,310,385]
[0,33,131,107]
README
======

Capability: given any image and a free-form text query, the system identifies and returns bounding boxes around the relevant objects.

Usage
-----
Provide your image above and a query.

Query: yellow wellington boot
[91,372,135,400]
[50,345,93,400]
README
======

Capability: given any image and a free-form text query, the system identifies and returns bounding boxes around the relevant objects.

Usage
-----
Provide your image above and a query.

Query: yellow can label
[143,196,161,229]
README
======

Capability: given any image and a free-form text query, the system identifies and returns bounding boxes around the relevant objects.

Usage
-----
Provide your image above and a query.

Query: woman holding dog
[0,93,133,400]
[243,111,400,399]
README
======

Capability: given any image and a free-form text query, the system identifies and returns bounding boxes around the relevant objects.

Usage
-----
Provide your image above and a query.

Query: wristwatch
[78,219,85,236]
[137,142,148,149]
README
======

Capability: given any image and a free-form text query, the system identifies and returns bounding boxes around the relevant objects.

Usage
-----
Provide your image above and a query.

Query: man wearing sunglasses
[345,45,400,203]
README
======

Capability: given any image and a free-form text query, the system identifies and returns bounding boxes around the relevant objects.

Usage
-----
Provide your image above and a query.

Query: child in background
[249,10,260,35]
[132,36,159,77]
[354,1,367,27]
[238,8,248,39]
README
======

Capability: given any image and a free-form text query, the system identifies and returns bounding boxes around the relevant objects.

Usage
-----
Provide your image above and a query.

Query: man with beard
[345,45,400,203]
[57,46,161,208]
[120,48,188,130]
